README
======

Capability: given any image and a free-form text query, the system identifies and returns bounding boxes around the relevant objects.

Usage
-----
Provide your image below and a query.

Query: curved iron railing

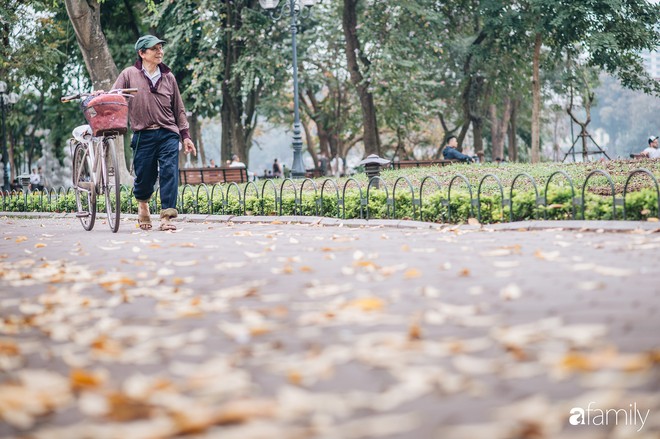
[3,168,660,224]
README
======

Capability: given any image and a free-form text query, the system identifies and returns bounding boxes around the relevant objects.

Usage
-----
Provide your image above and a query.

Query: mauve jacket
[112,59,190,140]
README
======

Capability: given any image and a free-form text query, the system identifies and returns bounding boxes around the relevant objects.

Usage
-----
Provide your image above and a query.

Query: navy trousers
[131,129,179,211]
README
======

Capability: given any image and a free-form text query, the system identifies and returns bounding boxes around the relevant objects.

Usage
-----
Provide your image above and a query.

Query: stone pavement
[0,214,659,439]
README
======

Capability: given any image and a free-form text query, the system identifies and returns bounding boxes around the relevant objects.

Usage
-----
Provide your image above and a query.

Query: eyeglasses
[147,45,164,52]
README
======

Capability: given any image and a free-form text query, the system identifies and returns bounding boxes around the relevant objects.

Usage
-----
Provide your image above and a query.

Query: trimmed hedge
[4,184,658,223]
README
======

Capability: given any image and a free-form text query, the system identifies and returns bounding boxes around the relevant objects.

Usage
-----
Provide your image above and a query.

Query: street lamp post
[0,81,19,191]
[260,0,316,179]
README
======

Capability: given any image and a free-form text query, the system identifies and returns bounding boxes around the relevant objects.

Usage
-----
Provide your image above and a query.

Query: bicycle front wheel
[102,138,121,233]
[72,143,96,231]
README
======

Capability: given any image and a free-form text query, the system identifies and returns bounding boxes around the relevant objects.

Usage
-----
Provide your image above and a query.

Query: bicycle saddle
[72,124,93,143]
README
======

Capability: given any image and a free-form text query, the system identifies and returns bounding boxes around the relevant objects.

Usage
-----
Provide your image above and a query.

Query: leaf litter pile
[0,217,659,438]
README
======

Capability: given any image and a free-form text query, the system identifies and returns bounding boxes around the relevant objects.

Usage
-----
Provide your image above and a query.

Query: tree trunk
[531,33,542,163]
[508,99,518,162]
[489,97,512,161]
[456,121,471,153]
[218,0,259,169]
[472,117,484,162]
[220,98,231,165]
[463,75,486,162]
[64,0,133,185]
[342,0,380,157]
[302,89,330,157]
[189,113,204,166]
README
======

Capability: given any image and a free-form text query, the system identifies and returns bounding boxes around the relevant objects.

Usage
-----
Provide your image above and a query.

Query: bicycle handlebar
[61,88,138,103]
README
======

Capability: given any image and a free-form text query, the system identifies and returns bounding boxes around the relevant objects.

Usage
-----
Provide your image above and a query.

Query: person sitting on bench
[640,136,660,159]
[442,136,474,163]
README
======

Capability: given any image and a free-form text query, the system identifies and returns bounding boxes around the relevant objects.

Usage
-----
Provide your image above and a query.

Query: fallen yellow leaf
[354,260,378,269]
[408,322,422,340]
[99,277,137,290]
[560,352,595,372]
[287,370,303,385]
[91,336,122,357]
[106,392,152,421]
[505,344,528,361]
[173,277,186,286]
[249,326,272,336]
[404,268,422,279]
[345,297,385,312]
[70,368,105,390]
[15,236,28,243]
[34,243,47,248]
[214,399,278,425]
[0,340,20,356]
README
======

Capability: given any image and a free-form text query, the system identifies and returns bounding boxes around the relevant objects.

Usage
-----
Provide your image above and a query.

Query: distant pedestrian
[29,168,44,191]
[37,166,46,189]
[272,159,283,178]
[442,136,473,163]
[330,155,344,177]
[318,151,329,176]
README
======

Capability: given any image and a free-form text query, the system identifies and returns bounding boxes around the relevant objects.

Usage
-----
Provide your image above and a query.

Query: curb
[2,211,659,233]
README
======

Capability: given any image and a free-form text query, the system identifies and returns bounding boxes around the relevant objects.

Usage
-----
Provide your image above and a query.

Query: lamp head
[0,81,6,94]
[8,93,19,105]
[259,0,279,9]
[301,0,317,5]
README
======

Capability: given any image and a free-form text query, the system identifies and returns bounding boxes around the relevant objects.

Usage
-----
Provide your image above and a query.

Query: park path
[0,216,659,438]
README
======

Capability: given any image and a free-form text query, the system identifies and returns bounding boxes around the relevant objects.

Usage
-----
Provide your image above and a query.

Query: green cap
[135,35,166,52]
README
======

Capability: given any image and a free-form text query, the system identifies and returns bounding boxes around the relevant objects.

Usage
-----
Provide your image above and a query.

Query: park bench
[179,167,248,186]
[390,159,457,169]
[629,153,656,160]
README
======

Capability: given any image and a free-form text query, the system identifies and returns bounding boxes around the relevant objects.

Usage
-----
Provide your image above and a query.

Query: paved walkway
[0,214,658,438]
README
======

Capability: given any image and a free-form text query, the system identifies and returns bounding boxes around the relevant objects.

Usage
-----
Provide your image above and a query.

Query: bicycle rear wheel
[102,138,121,233]
[72,143,96,231]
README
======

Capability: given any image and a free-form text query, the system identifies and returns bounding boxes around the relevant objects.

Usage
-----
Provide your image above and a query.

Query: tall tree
[530,32,542,163]
[342,0,380,156]
[64,0,119,91]
[63,0,132,183]
[492,0,660,162]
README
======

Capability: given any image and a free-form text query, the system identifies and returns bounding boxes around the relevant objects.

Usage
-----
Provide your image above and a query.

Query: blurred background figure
[272,158,283,178]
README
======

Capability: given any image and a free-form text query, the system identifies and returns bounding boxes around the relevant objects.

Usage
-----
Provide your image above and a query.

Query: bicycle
[61,88,137,232]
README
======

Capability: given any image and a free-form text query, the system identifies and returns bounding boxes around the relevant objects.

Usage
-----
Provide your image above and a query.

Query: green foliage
[3,0,660,176]
[7,161,660,225]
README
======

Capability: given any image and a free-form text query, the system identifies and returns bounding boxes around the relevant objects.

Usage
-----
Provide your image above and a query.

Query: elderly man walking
[112,35,196,231]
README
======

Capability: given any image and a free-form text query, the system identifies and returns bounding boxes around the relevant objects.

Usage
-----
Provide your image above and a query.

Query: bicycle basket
[83,94,129,136]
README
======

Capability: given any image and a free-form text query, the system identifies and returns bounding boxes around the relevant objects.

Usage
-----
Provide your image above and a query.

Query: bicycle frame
[63,88,136,232]
[72,127,112,196]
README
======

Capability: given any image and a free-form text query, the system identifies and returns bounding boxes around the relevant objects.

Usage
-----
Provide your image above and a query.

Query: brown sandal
[159,208,178,231]
[159,219,176,231]
[137,214,152,230]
